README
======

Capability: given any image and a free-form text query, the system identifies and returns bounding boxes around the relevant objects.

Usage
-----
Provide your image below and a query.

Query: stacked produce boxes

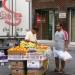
[8,46,28,75]
[9,61,26,75]
[8,40,49,75]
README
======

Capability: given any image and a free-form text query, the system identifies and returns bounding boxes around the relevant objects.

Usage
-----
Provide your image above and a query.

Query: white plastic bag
[58,51,72,61]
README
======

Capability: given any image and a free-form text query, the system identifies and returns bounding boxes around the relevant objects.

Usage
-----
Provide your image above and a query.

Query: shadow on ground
[46,71,71,75]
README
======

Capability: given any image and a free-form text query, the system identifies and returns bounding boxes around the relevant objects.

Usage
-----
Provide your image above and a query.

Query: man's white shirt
[25,31,37,42]
[54,30,68,50]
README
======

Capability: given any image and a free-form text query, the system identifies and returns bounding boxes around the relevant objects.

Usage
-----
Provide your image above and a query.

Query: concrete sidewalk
[47,50,75,75]
[0,50,75,75]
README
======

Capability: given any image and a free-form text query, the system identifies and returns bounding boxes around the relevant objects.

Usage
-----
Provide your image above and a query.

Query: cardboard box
[27,60,48,69]
[27,69,45,75]
[9,61,24,69]
[27,60,43,69]
[11,69,25,75]
[18,62,24,68]
[43,60,48,71]
[9,62,17,68]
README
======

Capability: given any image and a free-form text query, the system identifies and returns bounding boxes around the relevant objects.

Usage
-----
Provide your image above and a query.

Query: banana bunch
[20,40,37,48]
[20,40,28,48]
[27,42,36,48]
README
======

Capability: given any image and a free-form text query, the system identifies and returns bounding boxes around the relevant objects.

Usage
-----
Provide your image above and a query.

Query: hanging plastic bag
[58,51,72,61]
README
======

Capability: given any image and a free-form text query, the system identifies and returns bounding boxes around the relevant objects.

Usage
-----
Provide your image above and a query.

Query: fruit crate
[9,60,27,75]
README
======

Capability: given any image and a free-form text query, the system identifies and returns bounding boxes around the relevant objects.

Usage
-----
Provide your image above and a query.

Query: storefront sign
[59,12,66,18]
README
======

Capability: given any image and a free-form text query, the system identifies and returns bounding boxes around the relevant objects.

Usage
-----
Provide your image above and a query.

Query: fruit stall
[7,40,50,75]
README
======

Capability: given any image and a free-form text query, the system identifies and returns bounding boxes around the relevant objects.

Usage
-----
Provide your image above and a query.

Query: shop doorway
[34,9,56,40]
[69,8,75,42]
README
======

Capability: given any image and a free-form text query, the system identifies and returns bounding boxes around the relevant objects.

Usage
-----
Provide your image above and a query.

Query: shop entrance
[69,8,75,42]
[34,9,56,40]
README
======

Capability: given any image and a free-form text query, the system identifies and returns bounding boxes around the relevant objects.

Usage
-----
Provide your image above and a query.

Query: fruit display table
[8,40,50,75]
[8,53,48,75]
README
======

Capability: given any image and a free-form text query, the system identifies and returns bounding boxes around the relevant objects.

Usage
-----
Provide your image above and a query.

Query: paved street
[47,50,75,75]
[0,50,75,75]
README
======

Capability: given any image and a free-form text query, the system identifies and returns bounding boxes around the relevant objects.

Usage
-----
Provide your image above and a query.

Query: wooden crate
[27,69,45,75]
[9,61,24,69]
[11,69,25,75]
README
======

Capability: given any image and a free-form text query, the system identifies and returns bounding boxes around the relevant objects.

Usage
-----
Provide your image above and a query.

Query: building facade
[32,0,75,44]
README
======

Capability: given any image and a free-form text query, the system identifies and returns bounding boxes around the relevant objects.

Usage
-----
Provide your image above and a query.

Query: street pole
[12,0,13,36]
[26,0,32,30]
[29,0,32,29]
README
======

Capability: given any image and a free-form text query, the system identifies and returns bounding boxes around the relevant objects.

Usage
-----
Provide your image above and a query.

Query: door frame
[34,9,57,40]
[68,8,75,46]
[69,9,72,42]
[49,10,55,40]
[52,12,55,40]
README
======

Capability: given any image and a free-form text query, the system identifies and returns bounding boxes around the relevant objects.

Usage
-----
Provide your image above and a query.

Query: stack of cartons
[27,68,45,75]
[27,52,48,70]
[11,69,25,75]
[9,61,27,75]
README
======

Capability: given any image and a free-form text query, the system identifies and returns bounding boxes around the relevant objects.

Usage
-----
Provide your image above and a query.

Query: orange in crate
[8,45,28,55]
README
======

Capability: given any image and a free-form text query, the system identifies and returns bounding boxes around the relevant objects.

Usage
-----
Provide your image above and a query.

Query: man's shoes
[54,69,59,72]
[58,69,64,74]
[53,69,64,74]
